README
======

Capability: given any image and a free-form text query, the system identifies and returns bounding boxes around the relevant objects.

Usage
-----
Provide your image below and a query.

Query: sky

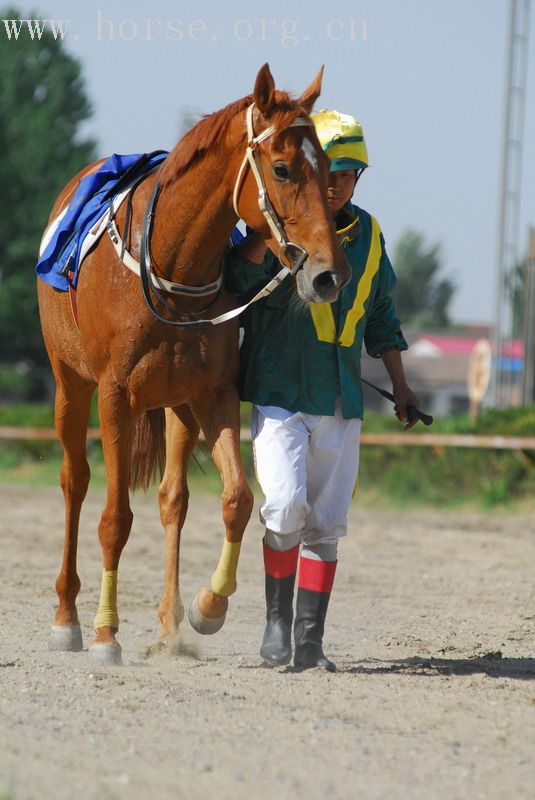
[6,0,535,324]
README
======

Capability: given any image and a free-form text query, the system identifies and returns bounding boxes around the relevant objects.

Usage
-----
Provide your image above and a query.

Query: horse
[37,64,350,665]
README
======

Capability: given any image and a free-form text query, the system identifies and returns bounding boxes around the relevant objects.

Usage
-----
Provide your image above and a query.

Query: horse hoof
[143,636,181,659]
[89,642,123,666]
[142,635,199,659]
[188,590,227,635]
[49,625,83,652]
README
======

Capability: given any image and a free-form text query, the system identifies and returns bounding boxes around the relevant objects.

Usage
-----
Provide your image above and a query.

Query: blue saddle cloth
[229,227,244,247]
[36,150,168,291]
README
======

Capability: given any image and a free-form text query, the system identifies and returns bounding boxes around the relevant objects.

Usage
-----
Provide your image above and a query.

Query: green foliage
[0,400,76,465]
[469,404,535,435]
[0,401,54,426]
[0,7,96,375]
[358,440,534,508]
[0,363,32,397]
[358,405,535,507]
[392,229,455,329]
[363,404,535,437]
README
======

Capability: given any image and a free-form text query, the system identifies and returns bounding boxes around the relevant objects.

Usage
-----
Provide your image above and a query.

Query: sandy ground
[0,483,534,800]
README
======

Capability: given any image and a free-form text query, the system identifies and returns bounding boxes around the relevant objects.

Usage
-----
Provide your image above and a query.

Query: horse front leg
[49,361,95,652]
[146,405,199,656]
[89,381,135,666]
[188,387,254,634]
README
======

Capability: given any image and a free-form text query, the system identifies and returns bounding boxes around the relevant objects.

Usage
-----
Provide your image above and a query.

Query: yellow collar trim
[336,215,359,236]
[336,213,360,244]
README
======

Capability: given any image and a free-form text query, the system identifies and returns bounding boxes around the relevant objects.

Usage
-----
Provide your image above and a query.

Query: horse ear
[253,63,276,116]
[297,66,324,114]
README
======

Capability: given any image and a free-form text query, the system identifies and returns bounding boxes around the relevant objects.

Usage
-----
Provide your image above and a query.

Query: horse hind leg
[145,405,199,657]
[49,364,95,652]
[188,388,254,635]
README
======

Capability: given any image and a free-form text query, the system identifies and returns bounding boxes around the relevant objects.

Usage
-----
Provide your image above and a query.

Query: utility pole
[522,228,535,403]
[491,0,530,407]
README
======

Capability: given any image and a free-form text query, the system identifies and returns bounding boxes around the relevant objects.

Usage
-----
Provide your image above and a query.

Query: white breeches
[252,403,361,545]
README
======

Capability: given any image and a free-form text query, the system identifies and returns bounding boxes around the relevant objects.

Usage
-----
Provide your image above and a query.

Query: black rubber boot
[294,587,336,672]
[260,573,295,666]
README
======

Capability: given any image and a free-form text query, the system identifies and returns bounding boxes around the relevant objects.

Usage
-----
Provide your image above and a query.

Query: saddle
[36,151,168,292]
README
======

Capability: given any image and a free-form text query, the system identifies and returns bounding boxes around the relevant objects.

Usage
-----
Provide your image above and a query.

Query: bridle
[232,103,311,276]
[132,103,313,328]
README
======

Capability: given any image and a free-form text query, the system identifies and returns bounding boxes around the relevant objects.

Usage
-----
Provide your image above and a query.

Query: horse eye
[272,162,290,181]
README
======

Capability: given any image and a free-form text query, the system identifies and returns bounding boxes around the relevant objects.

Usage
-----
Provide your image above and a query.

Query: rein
[128,103,313,328]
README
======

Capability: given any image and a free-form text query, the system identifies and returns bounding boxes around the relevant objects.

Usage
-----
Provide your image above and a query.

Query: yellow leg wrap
[211,540,242,597]
[93,569,119,630]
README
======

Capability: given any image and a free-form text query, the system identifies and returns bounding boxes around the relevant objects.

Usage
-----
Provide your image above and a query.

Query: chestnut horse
[37,64,350,665]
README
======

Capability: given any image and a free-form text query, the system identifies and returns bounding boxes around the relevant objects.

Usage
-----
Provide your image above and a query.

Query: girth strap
[106,217,224,298]
[106,166,224,299]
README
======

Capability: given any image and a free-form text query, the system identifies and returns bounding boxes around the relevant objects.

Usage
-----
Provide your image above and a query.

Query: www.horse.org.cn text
[2,15,369,46]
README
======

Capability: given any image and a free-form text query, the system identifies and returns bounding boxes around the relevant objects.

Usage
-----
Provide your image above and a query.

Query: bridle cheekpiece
[232,103,311,276]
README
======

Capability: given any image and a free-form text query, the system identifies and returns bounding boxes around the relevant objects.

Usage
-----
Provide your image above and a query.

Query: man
[226,109,419,671]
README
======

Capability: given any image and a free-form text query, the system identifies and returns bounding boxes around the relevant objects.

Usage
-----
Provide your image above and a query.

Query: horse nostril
[312,271,337,294]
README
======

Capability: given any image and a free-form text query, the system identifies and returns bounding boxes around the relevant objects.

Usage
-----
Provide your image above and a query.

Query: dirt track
[1,484,534,800]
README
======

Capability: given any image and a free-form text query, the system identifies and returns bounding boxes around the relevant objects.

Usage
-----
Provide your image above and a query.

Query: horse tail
[129,409,166,491]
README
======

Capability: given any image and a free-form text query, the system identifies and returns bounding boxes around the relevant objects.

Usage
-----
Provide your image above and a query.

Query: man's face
[327,170,358,213]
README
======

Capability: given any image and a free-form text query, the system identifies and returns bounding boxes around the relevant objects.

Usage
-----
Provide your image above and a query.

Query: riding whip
[361,378,434,426]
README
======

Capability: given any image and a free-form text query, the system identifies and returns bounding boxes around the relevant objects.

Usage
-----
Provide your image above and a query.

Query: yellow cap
[311,109,368,172]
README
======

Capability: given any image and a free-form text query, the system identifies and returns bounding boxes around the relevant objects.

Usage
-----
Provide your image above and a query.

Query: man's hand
[392,382,420,430]
[381,349,421,430]
[238,231,268,264]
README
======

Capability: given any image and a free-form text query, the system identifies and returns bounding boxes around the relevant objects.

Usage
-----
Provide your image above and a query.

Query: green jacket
[226,204,407,419]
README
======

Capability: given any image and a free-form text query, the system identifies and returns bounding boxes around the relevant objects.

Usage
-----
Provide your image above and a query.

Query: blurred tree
[0,6,96,389]
[392,229,455,329]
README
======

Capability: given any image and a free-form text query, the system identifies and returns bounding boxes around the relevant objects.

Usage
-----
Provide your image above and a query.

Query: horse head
[232,64,351,304]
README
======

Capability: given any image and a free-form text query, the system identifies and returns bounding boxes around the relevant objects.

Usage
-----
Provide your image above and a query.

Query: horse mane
[159,90,303,187]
